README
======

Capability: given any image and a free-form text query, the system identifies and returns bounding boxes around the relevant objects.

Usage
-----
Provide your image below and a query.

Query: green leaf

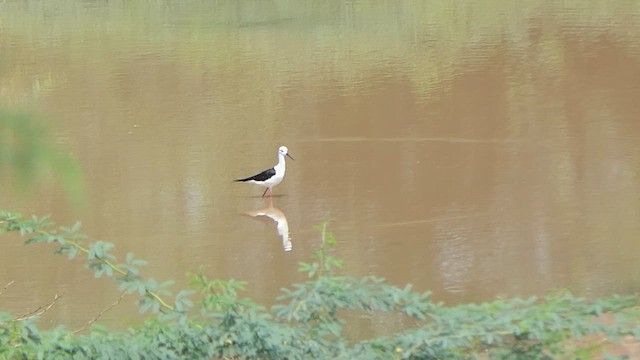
[67,246,78,259]
[139,300,153,314]
[71,221,82,233]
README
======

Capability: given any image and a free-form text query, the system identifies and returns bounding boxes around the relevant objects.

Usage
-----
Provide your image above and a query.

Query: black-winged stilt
[234,146,294,197]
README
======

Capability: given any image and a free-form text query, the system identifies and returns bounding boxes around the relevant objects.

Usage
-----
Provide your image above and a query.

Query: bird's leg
[262,188,269,197]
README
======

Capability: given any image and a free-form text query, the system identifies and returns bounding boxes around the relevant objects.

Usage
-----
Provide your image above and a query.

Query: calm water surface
[2,1,640,330]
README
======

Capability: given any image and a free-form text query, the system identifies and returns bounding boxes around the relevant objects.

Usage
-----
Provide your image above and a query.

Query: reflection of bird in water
[235,146,294,198]
[246,206,292,252]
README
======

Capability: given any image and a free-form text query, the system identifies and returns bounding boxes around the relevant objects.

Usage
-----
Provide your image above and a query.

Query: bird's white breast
[264,164,285,187]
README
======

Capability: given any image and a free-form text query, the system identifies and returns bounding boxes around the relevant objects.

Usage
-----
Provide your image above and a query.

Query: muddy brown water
[1,2,640,331]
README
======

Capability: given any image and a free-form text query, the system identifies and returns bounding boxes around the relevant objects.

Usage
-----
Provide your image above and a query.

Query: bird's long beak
[286,153,295,161]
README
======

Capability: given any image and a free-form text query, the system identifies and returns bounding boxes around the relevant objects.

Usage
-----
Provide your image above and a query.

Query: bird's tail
[234,177,251,182]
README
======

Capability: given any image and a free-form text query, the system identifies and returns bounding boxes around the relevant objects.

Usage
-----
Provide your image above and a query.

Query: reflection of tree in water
[246,206,291,252]
[235,0,292,28]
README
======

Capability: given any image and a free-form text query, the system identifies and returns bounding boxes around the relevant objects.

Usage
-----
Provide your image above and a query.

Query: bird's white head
[278,146,294,160]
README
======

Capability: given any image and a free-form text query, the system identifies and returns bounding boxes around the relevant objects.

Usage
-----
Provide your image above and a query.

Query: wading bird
[235,146,294,197]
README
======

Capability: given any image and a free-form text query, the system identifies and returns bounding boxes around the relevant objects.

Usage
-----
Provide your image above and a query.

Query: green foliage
[0,110,84,203]
[1,213,639,359]
[0,212,181,318]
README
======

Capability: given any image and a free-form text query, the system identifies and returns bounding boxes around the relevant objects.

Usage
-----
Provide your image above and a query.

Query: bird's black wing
[234,168,276,182]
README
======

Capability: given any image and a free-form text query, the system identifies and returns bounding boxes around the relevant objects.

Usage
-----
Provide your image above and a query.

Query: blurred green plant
[1,215,639,359]
[0,109,83,203]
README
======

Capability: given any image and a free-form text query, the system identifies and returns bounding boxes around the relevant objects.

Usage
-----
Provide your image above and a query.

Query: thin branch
[0,280,14,296]
[16,292,64,321]
[74,292,126,333]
